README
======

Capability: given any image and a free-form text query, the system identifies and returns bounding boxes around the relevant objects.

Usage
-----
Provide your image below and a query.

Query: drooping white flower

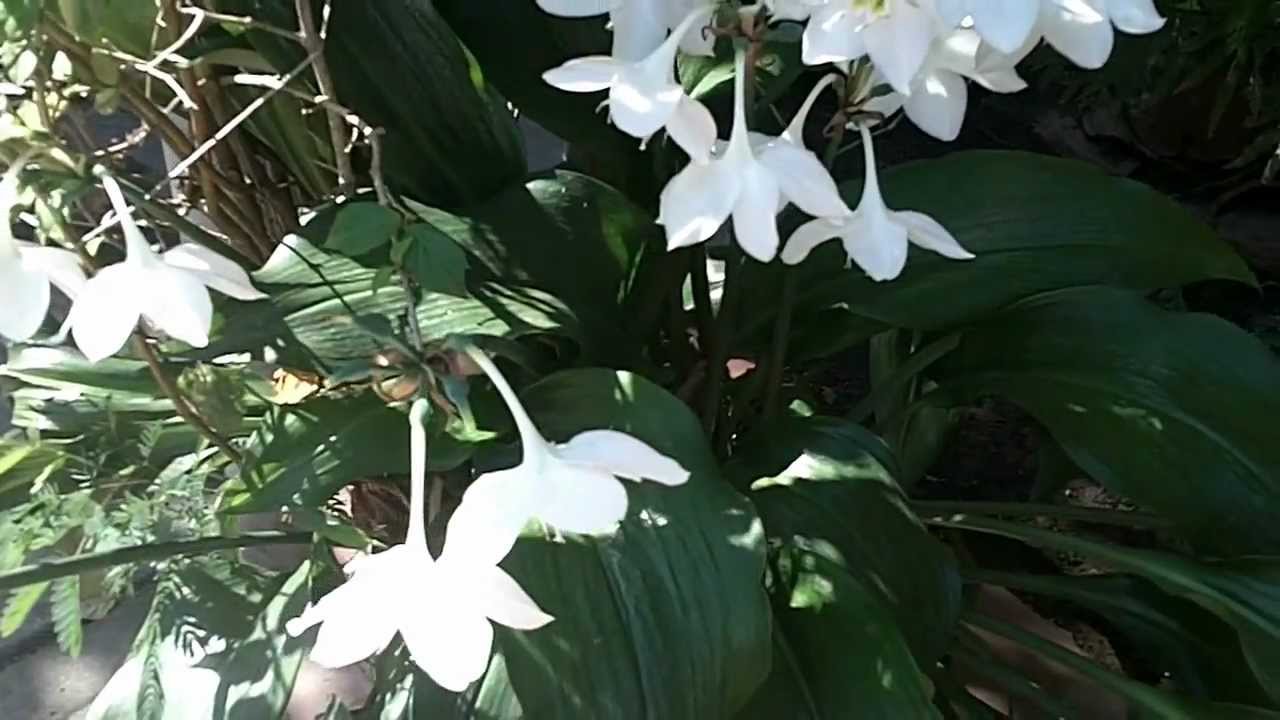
[933,0,1040,54]
[0,157,85,341]
[287,400,553,693]
[765,0,825,22]
[68,176,266,363]
[658,52,849,262]
[1037,0,1164,70]
[456,344,690,543]
[781,124,973,280]
[865,28,1032,141]
[802,0,939,95]
[535,0,620,17]
[543,7,718,160]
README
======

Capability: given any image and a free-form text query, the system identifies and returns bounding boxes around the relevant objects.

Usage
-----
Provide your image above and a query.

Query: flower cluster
[0,167,266,361]
[287,346,690,691]
[537,0,1165,280]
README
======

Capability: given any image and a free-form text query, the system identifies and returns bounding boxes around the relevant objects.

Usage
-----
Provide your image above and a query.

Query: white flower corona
[287,400,553,693]
[68,176,266,363]
[458,344,690,544]
[782,124,973,280]
[543,7,718,161]
[0,156,85,341]
[658,51,848,262]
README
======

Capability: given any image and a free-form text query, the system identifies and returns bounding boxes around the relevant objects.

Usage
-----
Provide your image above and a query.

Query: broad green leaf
[326,203,402,257]
[418,369,772,718]
[407,171,657,361]
[432,0,620,149]
[934,287,1280,553]
[210,236,579,373]
[732,416,960,716]
[222,395,409,514]
[974,570,1274,706]
[747,151,1253,356]
[966,612,1280,719]
[930,515,1280,706]
[215,0,525,207]
[399,223,470,298]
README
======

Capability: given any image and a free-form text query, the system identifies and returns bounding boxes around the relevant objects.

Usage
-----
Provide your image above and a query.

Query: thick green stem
[0,532,308,592]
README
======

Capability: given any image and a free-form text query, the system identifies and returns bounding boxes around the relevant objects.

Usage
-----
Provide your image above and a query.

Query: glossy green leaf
[398,223,470,298]
[407,171,656,360]
[416,369,771,718]
[967,612,1280,719]
[751,151,1253,354]
[210,236,578,372]
[732,415,960,716]
[215,0,525,207]
[929,515,1280,706]
[326,203,402,257]
[222,395,409,514]
[934,287,1280,553]
[973,570,1274,706]
[432,0,620,149]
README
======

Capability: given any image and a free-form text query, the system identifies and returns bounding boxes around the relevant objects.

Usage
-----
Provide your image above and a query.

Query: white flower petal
[932,0,969,27]
[1106,0,1165,34]
[400,606,494,693]
[141,265,213,349]
[18,246,86,299]
[70,264,145,362]
[291,579,399,668]
[895,209,974,259]
[846,210,910,281]
[610,74,682,139]
[556,429,690,486]
[610,2,669,61]
[665,95,717,163]
[971,0,1040,54]
[903,69,968,141]
[970,67,1027,93]
[732,165,783,263]
[758,142,849,219]
[446,466,537,568]
[781,216,846,266]
[543,56,620,93]
[862,0,936,95]
[0,257,50,341]
[658,158,739,250]
[537,463,630,535]
[536,0,618,17]
[802,7,868,65]
[464,565,554,631]
[1040,0,1113,69]
[163,243,266,301]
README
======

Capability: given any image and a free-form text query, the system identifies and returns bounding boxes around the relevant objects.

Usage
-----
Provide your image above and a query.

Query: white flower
[803,0,939,95]
[1038,0,1164,70]
[658,52,849,263]
[287,400,553,693]
[781,123,973,280]
[68,176,266,363]
[0,157,85,341]
[457,345,690,542]
[766,0,826,22]
[933,0,1040,54]
[543,7,718,160]
[866,28,1032,141]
